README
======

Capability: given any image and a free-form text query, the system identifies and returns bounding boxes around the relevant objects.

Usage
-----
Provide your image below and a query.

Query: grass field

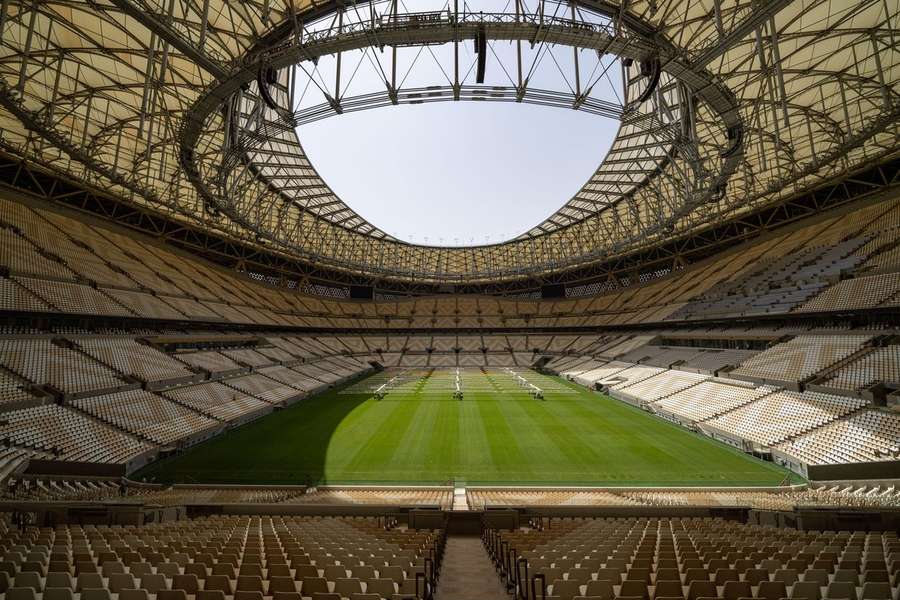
[137,369,801,486]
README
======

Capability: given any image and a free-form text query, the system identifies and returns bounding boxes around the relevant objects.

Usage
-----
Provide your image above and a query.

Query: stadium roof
[0,0,897,283]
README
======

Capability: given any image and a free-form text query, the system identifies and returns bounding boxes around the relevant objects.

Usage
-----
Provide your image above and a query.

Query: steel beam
[692,0,793,69]
[107,0,229,80]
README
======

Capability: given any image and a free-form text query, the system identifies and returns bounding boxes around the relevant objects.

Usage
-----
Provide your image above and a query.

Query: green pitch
[137,370,800,486]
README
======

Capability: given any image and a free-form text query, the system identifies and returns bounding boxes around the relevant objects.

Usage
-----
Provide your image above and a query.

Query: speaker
[541,284,565,299]
[349,285,374,300]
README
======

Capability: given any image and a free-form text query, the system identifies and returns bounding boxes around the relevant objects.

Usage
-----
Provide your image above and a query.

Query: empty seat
[43,588,75,600]
[791,581,822,600]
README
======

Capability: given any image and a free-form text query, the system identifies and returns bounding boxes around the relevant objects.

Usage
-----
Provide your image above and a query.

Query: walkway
[436,534,509,600]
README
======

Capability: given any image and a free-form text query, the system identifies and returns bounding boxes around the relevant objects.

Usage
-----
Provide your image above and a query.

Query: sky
[298,102,618,245]
[290,0,622,246]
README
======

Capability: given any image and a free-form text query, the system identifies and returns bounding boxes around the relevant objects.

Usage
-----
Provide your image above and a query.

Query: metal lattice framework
[0,0,898,284]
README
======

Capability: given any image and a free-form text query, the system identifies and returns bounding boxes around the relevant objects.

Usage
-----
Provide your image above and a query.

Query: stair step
[436,535,508,600]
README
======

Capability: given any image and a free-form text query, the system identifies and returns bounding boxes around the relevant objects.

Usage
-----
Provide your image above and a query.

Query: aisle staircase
[436,534,508,600]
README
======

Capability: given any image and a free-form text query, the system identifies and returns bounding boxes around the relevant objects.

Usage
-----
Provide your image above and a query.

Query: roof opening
[298,101,617,246]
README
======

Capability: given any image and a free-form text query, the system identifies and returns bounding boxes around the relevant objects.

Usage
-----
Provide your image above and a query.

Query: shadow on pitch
[132,387,371,487]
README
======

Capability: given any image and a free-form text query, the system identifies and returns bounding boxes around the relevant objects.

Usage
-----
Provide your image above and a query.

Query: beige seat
[269,576,298,594]
[860,582,892,600]
[13,572,42,591]
[551,579,584,600]
[140,573,170,594]
[825,582,857,600]
[109,573,137,592]
[76,573,104,592]
[301,577,331,596]
[5,587,38,600]
[791,581,822,600]
[81,588,113,600]
[120,589,150,600]
[363,578,395,598]
[204,575,233,594]
[43,587,75,600]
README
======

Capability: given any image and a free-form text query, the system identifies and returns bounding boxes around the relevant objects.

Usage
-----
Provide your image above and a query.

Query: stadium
[0,0,900,598]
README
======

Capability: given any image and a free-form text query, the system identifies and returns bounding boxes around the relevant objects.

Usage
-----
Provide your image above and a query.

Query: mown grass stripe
[136,371,802,486]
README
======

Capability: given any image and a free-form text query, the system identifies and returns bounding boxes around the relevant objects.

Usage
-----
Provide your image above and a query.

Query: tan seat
[714,570,739,586]
[620,580,649,600]
[652,580,683,600]
[791,581,822,600]
[156,591,189,600]
[551,579,583,600]
[6,587,38,600]
[119,590,150,600]
[81,589,112,600]
[76,573,104,592]
[157,564,181,578]
[237,575,265,593]
[140,573,169,594]
[301,577,331,596]
[804,570,829,586]
[686,580,717,600]
[774,570,799,586]
[269,564,292,578]
[13,572,42,592]
[172,574,200,593]
[108,573,137,592]
[364,578,395,598]
[722,581,751,600]
[43,587,75,600]
[268,576,298,594]
[860,583,892,600]
[596,569,622,585]
[825,582,857,600]
[295,565,320,580]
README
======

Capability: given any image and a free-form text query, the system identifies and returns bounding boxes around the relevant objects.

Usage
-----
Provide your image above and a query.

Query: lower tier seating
[488,516,899,600]
[73,390,221,446]
[702,391,867,446]
[0,405,154,465]
[774,410,900,464]
[0,514,445,600]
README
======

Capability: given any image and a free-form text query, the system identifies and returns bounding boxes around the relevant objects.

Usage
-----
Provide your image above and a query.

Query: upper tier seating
[2,195,900,329]
[730,335,873,384]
